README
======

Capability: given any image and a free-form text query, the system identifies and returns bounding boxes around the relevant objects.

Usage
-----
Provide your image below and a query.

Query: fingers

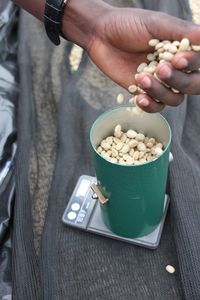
[135,94,165,113]
[135,72,184,106]
[172,51,200,71]
[133,57,200,112]
[156,62,200,94]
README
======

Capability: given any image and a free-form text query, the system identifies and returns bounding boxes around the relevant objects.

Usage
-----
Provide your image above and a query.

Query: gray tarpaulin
[11,0,200,299]
[0,1,17,299]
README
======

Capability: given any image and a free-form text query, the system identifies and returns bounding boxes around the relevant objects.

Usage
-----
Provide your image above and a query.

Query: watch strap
[44,0,67,45]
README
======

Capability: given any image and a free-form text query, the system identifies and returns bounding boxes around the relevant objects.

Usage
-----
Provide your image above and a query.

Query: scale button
[77,217,84,223]
[71,203,81,211]
[67,211,77,220]
[79,212,85,218]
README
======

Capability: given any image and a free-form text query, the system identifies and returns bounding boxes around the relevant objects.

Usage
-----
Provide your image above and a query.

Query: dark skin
[14,0,200,112]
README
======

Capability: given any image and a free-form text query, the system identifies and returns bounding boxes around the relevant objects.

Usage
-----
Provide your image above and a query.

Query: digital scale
[62,175,170,249]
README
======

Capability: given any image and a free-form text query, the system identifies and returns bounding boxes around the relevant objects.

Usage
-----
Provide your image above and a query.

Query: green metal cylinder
[90,106,171,238]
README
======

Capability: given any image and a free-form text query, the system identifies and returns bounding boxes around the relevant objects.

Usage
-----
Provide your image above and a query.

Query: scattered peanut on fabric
[165,265,176,274]
[97,125,164,165]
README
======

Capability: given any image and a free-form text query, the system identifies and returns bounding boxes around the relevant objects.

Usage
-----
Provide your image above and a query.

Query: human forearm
[13,0,111,49]
[13,0,45,21]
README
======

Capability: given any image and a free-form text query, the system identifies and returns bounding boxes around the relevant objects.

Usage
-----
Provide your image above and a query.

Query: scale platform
[62,175,170,249]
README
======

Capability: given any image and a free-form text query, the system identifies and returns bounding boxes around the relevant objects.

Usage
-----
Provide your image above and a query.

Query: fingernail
[177,58,188,68]
[138,98,149,107]
[157,65,172,79]
[135,74,140,81]
[140,76,152,88]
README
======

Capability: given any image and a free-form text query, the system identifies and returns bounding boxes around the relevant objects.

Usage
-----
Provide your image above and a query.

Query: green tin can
[90,106,171,238]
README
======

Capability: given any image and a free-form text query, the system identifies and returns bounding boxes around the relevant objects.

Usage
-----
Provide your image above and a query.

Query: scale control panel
[62,175,97,229]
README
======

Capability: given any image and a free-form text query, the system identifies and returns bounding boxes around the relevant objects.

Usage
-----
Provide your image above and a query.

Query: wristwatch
[44,0,68,45]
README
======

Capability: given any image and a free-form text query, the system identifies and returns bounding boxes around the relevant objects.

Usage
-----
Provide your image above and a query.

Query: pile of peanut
[116,38,200,113]
[97,124,164,165]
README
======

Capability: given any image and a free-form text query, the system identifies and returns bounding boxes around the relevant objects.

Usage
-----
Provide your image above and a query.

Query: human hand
[63,0,200,112]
